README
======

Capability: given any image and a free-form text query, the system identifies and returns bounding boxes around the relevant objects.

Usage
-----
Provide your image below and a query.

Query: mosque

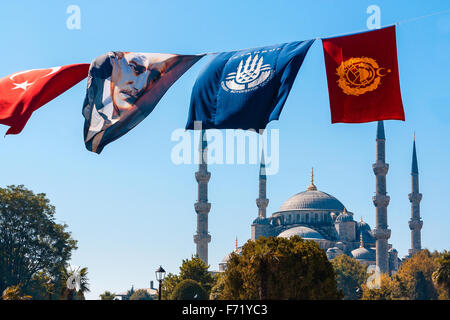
[192,121,423,275]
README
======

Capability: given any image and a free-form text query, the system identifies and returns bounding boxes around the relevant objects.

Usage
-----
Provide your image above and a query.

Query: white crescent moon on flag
[9,69,39,81]
[9,66,62,81]
[40,66,62,78]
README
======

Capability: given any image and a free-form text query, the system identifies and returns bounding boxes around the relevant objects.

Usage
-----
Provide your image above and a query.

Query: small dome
[220,247,242,264]
[220,253,232,264]
[357,220,371,231]
[252,217,269,225]
[351,247,376,261]
[278,226,325,240]
[335,241,345,250]
[335,210,354,223]
[326,247,343,254]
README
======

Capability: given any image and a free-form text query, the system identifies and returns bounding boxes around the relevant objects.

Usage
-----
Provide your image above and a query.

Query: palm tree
[63,266,90,300]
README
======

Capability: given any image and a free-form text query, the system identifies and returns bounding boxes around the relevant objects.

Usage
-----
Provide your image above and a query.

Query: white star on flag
[12,80,34,91]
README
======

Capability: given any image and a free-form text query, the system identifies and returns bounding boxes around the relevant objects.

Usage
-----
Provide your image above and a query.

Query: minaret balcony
[256,198,269,208]
[195,202,211,214]
[372,228,391,240]
[408,219,423,230]
[195,171,211,183]
[372,163,389,175]
[372,194,390,207]
[408,192,422,203]
[194,233,211,243]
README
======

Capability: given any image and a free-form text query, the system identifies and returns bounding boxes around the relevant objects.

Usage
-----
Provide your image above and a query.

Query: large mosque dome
[278,190,345,212]
[276,169,345,213]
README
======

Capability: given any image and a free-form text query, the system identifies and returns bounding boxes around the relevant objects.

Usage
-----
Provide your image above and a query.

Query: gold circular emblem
[336,57,390,96]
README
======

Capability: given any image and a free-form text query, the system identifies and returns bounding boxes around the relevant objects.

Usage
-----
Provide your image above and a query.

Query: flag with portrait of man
[82,51,204,153]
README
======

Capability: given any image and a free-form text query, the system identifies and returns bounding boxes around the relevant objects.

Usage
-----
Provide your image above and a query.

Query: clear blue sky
[0,1,449,299]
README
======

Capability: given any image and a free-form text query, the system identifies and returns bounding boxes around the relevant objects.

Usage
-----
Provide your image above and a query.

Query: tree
[210,273,226,300]
[394,250,438,300]
[362,250,439,300]
[100,291,116,300]
[61,266,90,300]
[129,289,153,300]
[171,279,207,300]
[433,250,450,299]
[26,270,58,300]
[179,256,215,294]
[2,284,32,300]
[162,256,216,299]
[331,254,367,300]
[161,273,180,300]
[218,236,342,300]
[361,273,399,300]
[0,185,78,296]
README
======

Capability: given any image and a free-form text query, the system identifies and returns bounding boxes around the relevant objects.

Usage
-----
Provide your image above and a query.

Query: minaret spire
[372,121,391,274]
[194,130,211,265]
[408,134,423,256]
[256,147,269,219]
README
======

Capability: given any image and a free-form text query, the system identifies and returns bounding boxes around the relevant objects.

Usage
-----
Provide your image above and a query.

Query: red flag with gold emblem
[322,26,405,123]
[0,63,89,135]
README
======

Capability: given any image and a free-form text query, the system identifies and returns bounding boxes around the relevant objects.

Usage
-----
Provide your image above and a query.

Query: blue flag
[185,40,314,130]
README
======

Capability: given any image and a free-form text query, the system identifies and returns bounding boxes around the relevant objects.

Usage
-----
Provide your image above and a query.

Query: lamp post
[155,265,166,300]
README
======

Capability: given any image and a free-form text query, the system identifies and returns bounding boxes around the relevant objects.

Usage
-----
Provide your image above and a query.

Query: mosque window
[306,213,309,222]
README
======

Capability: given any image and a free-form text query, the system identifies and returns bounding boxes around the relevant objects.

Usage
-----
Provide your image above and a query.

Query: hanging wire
[396,8,450,25]
[317,8,450,40]
[204,7,450,54]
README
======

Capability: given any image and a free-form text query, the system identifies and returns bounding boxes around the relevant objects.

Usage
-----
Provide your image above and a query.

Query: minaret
[194,130,211,265]
[256,149,269,218]
[408,134,423,256]
[372,121,391,274]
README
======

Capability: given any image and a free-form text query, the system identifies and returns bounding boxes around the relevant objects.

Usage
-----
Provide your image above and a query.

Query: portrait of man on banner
[83,51,203,153]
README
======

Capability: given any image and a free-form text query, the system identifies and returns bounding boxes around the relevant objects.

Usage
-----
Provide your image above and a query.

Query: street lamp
[155,265,166,300]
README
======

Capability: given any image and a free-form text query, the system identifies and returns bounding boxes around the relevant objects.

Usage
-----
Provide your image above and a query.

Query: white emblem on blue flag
[222,54,273,92]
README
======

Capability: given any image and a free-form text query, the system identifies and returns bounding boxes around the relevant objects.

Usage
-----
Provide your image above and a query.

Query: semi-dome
[278,226,325,240]
[278,190,345,212]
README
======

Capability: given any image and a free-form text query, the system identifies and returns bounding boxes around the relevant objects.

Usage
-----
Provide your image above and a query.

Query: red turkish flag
[0,63,89,135]
[322,26,405,123]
